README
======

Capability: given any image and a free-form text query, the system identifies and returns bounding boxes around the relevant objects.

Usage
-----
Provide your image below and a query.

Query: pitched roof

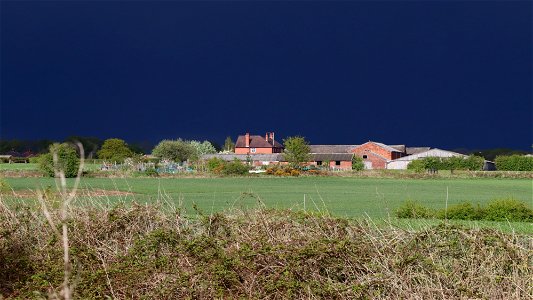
[310,153,353,161]
[309,145,358,153]
[202,154,285,162]
[235,135,283,148]
[392,148,466,161]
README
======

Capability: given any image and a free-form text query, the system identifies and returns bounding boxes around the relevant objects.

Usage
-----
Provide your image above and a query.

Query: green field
[4,176,531,216]
[0,162,101,171]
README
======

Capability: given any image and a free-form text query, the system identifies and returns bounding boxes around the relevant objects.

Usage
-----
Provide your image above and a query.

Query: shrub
[39,143,80,178]
[221,159,249,176]
[143,167,159,177]
[495,155,533,171]
[290,169,300,177]
[207,157,225,171]
[395,200,435,219]
[483,198,533,222]
[28,155,43,164]
[438,202,483,220]
[407,160,426,173]
[352,156,364,171]
[397,199,533,222]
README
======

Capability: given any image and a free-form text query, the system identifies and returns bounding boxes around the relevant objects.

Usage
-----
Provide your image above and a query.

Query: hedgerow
[495,155,533,171]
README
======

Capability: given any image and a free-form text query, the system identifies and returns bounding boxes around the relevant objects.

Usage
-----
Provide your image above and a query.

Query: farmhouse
[234,132,284,154]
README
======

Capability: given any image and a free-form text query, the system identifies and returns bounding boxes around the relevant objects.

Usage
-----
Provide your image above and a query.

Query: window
[362,155,368,159]
[251,148,256,153]
[316,161,322,165]
[335,161,341,166]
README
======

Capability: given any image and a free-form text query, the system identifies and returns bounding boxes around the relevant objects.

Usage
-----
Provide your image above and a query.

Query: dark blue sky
[1,1,531,149]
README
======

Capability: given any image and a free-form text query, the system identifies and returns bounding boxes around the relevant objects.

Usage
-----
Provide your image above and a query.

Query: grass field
[5,176,532,217]
[0,162,101,171]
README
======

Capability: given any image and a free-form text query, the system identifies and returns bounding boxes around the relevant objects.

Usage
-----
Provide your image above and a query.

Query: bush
[408,155,484,172]
[351,156,364,171]
[39,143,80,178]
[407,160,426,173]
[495,155,533,171]
[28,155,42,164]
[438,202,483,220]
[397,198,533,222]
[483,199,533,222]
[143,167,159,177]
[207,157,225,171]
[395,200,435,219]
[221,159,249,176]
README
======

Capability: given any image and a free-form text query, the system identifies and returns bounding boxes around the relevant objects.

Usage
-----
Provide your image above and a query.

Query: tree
[189,140,217,157]
[283,136,311,168]
[223,136,235,152]
[65,136,103,158]
[39,143,80,178]
[97,138,133,163]
[152,139,195,162]
[352,155,364,171]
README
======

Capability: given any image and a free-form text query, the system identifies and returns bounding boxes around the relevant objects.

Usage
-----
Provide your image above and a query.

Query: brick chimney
[265,132,269,141]
[245,132,250,147]
[270,132,275,145]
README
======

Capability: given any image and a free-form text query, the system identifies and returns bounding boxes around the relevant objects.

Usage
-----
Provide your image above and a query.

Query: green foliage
[223,136,235,152]
[97,138,133,163]
[438,202,483,220]
[28,155,43,164]
[206,157,225,171]
[395,200,435,219]
[495,155,533,171]
[397,198,533,222]
[152,139,195,162]
[407,159,426,173]
[221,159,249,176]
[351,155,364,171]
[0,177,10,192]
[483,199,533,222]
[408,155,484,172]
[38,143,80,178]
[283,136,311,168]
[189,140,217,161]
[143,167,159,177]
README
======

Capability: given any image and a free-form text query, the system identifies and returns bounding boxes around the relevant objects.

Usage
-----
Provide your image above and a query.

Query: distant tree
[127,143,146,155]
[97,138,133,163]
[352,155,364,171]
[65,136,102,158]
[188,140,217,161]
[39,143,80,178]
[283,136,311,168]
[223,136,235,152]
[208,140,222,152]
[152,139,195,162]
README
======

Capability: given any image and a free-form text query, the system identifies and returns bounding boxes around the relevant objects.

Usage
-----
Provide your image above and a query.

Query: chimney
[245,132,250,148]
[265,132,269,141]
[270,132,275,145]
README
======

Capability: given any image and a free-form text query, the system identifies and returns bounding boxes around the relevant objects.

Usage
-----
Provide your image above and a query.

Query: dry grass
[0,192,531,299]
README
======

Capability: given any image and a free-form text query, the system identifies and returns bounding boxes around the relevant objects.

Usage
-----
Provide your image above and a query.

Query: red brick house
[351,141,406,169]
[235,132,284,154]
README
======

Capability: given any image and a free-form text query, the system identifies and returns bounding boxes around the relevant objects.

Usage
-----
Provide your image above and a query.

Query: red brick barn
[234,132,284,154]
[351,141,406,169]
